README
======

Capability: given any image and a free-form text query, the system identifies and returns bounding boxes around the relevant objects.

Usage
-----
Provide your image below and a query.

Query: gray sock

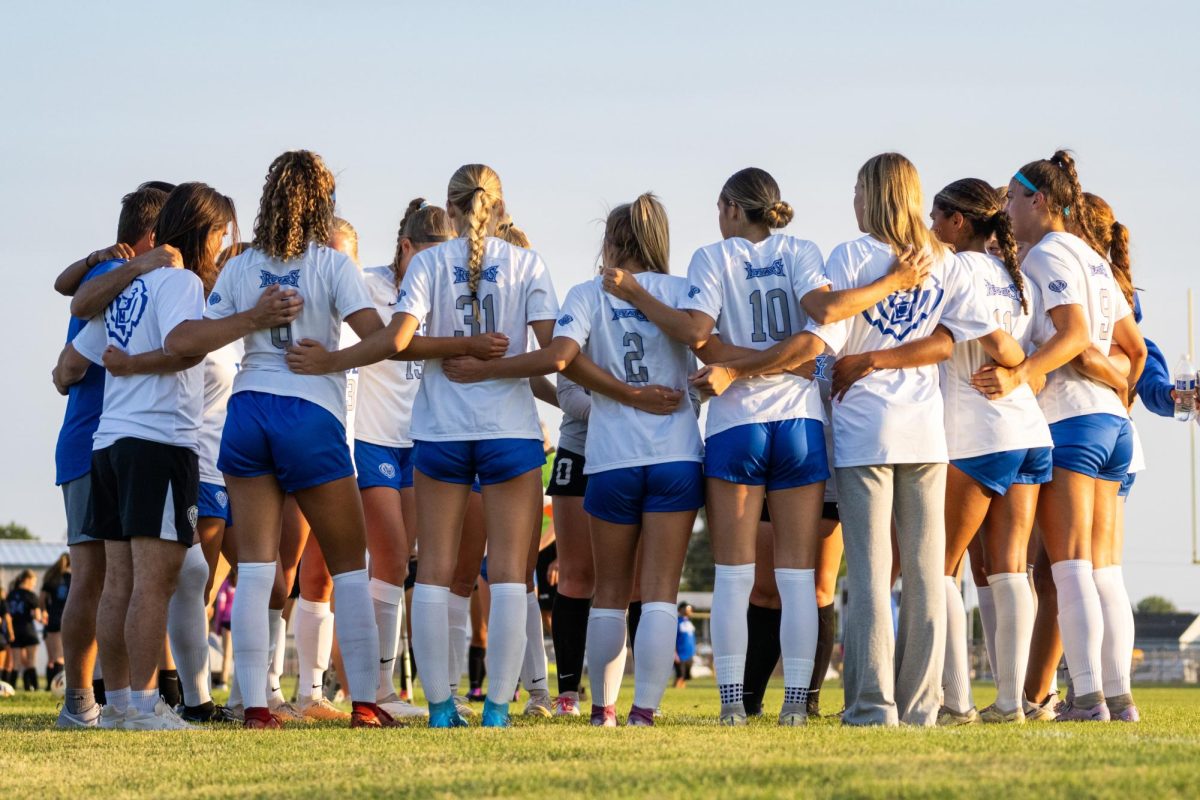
[1077,690,1105,710]
[1106,692,1134,713]
[65,687,96,715]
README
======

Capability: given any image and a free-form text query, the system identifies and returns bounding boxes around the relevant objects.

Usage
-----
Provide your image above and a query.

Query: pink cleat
[590,704,617,727]
[1054,701,1111,722]
[553,694,580,717]
[1111,704,1141,722]
[626,705,655,727]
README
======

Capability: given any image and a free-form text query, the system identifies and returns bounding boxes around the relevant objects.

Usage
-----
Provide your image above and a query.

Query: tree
[0,522,35,540]
[1136,595,1178,615]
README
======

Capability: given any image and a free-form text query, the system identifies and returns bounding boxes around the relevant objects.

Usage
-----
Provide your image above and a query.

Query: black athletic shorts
[404,557,418,591]
[86,437,199,547]
[545,448,588,497]
[760,501,840,523]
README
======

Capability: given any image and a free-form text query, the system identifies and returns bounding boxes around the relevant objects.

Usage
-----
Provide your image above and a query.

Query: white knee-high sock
[587,607,627,707]
[1093,565,1135,699]
[1051,560,1104,698]
[942,576,974,713]
[228,668,241,708]
[976,585,999,682]
[411,583,451,704]
[266,608,285,704]
[632,602,676,711]
[331,569,381,704]
[776,568,818,711]
[520,590,549,698]
[369,578,405,701]
[447,593,470,696]
[711,563,755,708]
[294,598,333,701]
[231,562,274,710]
[485,583,527,704]
[167,543,212,707]
[988,572,1033,714]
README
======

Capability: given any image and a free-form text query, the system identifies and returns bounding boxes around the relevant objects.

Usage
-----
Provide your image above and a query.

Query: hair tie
[418,200,429,210]
[1013,172,1038,194]
[1063,206,1071,217]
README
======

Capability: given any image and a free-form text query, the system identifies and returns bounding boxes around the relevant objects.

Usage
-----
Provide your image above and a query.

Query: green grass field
[4,680,1200,799]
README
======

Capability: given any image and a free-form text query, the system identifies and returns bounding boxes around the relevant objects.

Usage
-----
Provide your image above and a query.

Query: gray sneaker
[1055,700,1111,722]
[56,702,101,728]
[936,706,979,726]
[719,703,748,726]
[1022,693,1058,722]
[979,703,1025,724]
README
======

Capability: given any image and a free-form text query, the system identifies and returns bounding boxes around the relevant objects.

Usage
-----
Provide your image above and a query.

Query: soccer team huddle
[45,146,1166,732]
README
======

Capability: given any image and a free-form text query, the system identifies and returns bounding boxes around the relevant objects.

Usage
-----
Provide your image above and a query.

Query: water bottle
[1174,354,1196,421]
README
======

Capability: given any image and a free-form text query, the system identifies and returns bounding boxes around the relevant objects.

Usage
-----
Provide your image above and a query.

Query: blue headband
[1013,172,1038,194]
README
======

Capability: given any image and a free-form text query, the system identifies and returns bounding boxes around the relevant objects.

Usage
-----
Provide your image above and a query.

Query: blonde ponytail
[447,164,504,293]
[605,192,670,274]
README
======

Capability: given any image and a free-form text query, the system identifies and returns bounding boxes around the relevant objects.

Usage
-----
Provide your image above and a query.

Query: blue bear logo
[105,279,149,348]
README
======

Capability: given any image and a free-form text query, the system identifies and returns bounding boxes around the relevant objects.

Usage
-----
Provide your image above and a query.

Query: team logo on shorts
[743,259,786,280]
[380,463,397,479]
[258,269,301,288]
[558,314,574,326]
[216,490,228,508]
[863,274,944,342]
[187,505,199,532]
[688,286,701,298]
[209,292,222,306]
[1048,279,1068,293]
[105,279,149,347]
[453,265,500,284]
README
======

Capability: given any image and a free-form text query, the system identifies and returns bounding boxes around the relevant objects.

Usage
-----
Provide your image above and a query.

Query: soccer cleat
[56,702,100,728]
[626,705,655,727]
[590,704,618,727]
[125,698,197,730]
[1055,701,1111,722]
[466,688,485,702]
[481,697,511,728]
[719,703,748,726]
[428,698,469,729]
[177,701,238,724]
[378,693,429,719]
[1110,704,1141,722]
[242,707,283,730]
[523,691,553,718]
[553,693,581,717]
[297,695,351,722]
[453,695,476,717]
[936,706,979,726]
[778,708,809,727]
[225,704,246,722]
[268,699,308,723]
[979,703,1025,724]
[1022,693,1058,722]
[351,703,403,728]
[98,704,128,730]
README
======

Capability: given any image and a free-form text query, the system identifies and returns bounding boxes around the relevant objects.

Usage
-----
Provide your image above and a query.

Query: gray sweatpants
[837,463,947,727]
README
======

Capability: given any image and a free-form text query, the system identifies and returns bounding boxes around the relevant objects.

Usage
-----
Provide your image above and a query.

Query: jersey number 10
[749,289,792,343]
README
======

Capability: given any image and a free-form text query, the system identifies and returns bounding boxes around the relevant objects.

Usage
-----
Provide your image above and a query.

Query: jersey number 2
[623,331,649,383]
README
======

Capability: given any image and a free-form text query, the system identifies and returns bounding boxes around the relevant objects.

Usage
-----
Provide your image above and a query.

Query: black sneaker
[178,701,240,723]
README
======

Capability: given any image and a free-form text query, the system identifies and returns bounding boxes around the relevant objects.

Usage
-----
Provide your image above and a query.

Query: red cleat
[243,707,283,730]
[350,702,403,728]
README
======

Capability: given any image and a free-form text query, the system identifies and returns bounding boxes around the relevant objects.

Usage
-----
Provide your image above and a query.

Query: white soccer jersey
[205,243,375,426]
[1023,232,1132,424]
[554,275,702,473]
[72,267,205,451]
[810,236,997,467]
[354,266,422,448]
[681,234,830,437]
[395,236,559,441]
[941,252,1052,459]
[197,341,241,484]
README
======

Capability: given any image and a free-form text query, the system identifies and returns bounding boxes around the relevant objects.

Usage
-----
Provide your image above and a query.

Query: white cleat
[57,703,101,728]
[98,705,128,730]
[453,695,476,717]
[378,693,429,719]
[523,692,553,718]
[296,696,350,722]
[124,699,198,730]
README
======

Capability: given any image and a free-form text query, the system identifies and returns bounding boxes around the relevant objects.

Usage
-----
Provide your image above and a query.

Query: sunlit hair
[447,164,505,292]
[720,167,793,229]
[1083,192,1134,307]
[331,217,359,264]
[42,553,69,588]
[217,241,251,272]
[253,150,336,262]
[390,198,454,290]
[496,217,531,248]
[1013,149,1101,252]
[857,153,945,258]
[154,182,238,294]
[934,178,1027,313]
[605,192,670,274]
[117,187,169,247]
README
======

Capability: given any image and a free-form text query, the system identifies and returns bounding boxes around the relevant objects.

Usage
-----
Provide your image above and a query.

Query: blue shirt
[676,616,696,661]
[1136,337,1173,419]
[54,259,124,485]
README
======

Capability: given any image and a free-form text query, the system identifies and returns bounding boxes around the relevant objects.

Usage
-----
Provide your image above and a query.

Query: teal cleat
[428,698,469,728]
[481,697,511,728]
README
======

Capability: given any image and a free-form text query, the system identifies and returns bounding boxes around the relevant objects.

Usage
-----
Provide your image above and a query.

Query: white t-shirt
[810,236,997,467]
[940,252,1053,459]
[72,267,205,451]
[554,275,702,473]
[204,243,375,425]
[354,266,422,448]
[197,341,241,484]
[1023,232,1133,424]
[395,237,559,441]
[681,234,830,437]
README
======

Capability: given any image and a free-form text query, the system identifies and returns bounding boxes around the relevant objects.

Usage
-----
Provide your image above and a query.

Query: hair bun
[763,200,794,229]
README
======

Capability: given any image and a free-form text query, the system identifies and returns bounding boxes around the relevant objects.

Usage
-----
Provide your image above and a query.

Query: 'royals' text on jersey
[554,275,702,474]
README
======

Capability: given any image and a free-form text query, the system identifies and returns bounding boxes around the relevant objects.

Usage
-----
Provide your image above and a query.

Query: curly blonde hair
[253,150,336,262]
[447,164,504,292]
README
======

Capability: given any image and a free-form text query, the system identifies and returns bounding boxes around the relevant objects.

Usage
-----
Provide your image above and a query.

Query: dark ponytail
[934,178,1028,313]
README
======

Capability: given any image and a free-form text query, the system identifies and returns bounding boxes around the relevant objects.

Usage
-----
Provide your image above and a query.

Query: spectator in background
[675,603,697,689]
[41,553,71,688]
[7,570,46,691]
[213,576,236,691]
[0,592,14,688]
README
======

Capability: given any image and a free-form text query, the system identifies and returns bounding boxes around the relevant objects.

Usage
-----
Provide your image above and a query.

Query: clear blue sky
[3,1,1198,608]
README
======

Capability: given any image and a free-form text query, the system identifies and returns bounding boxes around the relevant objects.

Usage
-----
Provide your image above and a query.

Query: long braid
[991,210,1029,313]
[466,188,490,293]
[1048,150,1101,254]
[934,177,1028,313]
[1109,220,1134,307]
